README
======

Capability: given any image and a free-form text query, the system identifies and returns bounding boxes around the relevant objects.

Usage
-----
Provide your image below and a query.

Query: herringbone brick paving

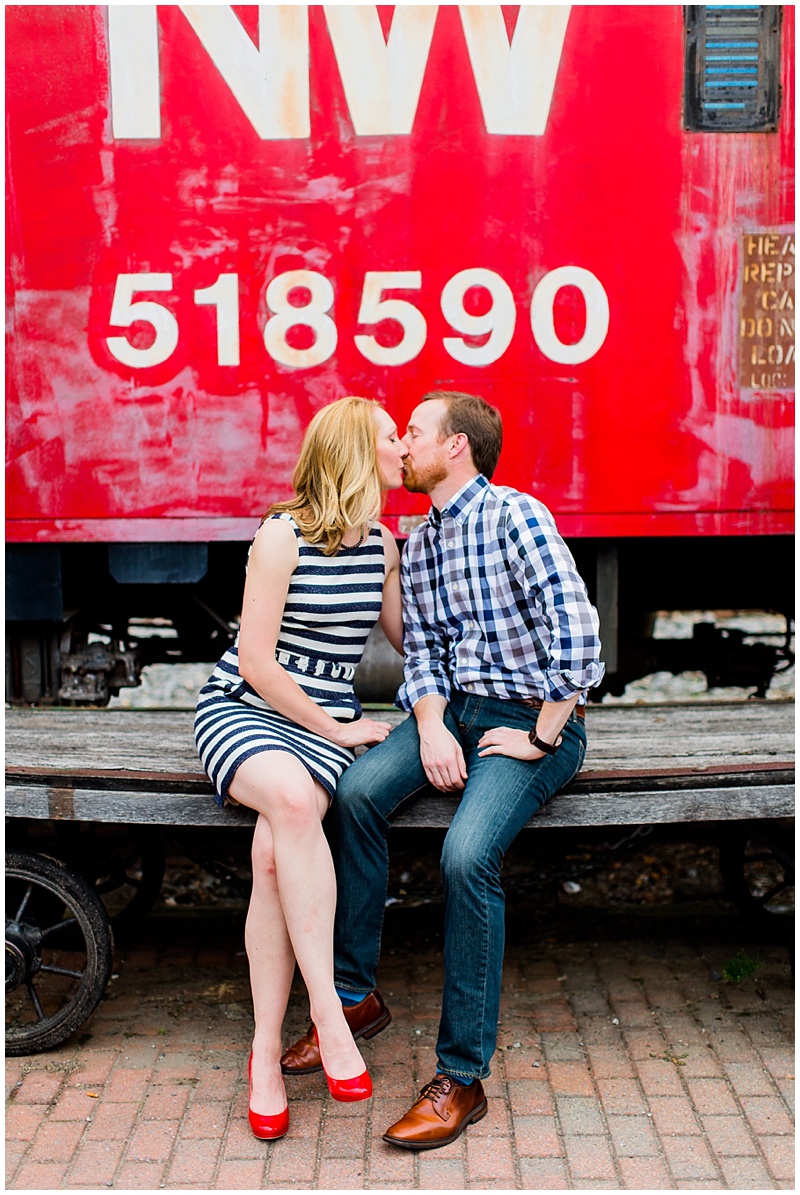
[6,894,794,1190]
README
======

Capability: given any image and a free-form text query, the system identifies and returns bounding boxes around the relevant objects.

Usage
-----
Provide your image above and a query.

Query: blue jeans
[329,690,587,1080]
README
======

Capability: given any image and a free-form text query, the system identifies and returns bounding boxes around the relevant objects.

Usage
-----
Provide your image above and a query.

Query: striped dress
[194,514,386,807]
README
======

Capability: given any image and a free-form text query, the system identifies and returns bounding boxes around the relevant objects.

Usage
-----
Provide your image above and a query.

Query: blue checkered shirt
[396,475,604,711]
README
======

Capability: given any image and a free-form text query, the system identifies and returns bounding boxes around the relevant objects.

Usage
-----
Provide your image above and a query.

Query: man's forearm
[533,694,580,747]
[413,693,449,729]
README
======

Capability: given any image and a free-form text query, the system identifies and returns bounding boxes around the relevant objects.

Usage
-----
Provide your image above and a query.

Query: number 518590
[105,266,610,371]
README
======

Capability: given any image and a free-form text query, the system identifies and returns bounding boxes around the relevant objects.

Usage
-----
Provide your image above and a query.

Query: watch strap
[528,728,560,754]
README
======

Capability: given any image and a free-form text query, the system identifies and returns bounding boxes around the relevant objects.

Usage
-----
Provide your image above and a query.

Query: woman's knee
[267,782,323,834]
[233,753,323,832]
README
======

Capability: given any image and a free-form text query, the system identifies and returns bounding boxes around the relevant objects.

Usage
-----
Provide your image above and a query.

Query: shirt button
[447,540,455,548]
[452,583,460,591]
[466,683,474,691]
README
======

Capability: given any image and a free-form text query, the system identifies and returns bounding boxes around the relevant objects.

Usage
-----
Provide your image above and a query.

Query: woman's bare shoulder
[250,515,300,566]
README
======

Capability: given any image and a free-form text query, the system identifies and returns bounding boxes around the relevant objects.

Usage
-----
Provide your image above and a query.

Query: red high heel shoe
[248,1053,289,1140]
[313,1027,372,1101]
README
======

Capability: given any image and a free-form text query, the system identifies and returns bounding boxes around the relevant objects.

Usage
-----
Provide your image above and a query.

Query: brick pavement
[6,895,794,1190]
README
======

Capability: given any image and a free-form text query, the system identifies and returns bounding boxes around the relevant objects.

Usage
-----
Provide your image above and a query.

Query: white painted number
[530,266,610,365]
[354,271,427,365]
[264,270,338,368]
[194,273,240,365]
[106,273,179,367]
[441,268,516,366]
[106,263,610,371]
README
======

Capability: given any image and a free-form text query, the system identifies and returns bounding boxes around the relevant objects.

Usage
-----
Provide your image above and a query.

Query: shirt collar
[428,474,489,529]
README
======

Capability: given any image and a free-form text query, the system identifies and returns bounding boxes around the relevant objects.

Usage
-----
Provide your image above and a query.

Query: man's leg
[435,694,587,1079]
[328,713,438,994]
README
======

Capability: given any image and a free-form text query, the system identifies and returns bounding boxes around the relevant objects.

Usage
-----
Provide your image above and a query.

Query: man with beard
[281,390,604,1149]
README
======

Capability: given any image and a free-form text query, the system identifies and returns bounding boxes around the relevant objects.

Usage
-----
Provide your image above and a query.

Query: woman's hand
[330,718,393,749]
[477,726,555,761]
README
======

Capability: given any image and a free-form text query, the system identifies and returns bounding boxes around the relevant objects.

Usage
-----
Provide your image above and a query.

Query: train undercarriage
[6,535,794,706]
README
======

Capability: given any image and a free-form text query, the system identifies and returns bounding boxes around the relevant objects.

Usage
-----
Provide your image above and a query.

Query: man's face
[401,400,451,494]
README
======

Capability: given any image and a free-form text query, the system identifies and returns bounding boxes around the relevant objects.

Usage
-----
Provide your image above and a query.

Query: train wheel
[6,851,114,1056]
[719,821,794,930]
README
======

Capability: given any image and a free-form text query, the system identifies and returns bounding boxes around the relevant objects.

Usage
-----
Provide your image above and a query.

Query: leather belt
[520,697,585,720]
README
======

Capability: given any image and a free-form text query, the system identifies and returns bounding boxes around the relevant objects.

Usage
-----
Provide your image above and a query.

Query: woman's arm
[377,524,403,655]
[238,520,390,747]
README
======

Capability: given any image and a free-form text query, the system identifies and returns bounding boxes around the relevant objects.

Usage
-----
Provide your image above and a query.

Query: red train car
[6,4,795,703]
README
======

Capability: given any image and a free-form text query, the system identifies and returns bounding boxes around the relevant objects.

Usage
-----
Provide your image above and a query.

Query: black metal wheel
[6,851,114,1056]
[719,820,795,929]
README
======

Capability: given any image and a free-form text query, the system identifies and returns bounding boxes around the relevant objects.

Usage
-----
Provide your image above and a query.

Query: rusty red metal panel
[739,232,795,389]
[5,5,795,542]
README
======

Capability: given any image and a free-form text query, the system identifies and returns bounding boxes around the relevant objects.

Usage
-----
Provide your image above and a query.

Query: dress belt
[276,649,355,683]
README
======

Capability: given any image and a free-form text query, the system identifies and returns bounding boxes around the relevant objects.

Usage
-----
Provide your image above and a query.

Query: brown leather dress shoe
[280,990,391,1075]
[382,1074,487,1149]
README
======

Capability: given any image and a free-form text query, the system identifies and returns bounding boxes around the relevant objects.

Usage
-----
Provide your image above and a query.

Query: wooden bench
[6,701,794,830]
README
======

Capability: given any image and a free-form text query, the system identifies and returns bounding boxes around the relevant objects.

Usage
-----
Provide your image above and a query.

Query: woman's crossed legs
[229,750,366,1115]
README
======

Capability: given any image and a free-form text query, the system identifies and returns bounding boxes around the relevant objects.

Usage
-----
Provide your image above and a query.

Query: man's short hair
[421,390,503,479]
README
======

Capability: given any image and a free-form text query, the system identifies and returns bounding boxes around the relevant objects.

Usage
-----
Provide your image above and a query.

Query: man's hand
[418,719,468,792]
[477,726,551,761]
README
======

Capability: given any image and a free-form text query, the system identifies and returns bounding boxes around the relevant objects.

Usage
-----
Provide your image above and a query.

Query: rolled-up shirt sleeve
[505,499,605,701]
[395,543,451,711]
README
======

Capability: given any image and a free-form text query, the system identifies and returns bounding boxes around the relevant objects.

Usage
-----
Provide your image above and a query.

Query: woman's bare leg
[243,814,294,1114]
[229,751,366,1088]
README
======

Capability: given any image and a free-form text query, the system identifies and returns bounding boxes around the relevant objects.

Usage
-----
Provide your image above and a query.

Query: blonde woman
[194,397,407,1139]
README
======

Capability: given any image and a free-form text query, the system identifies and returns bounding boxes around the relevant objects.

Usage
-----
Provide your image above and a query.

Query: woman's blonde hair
[266,396,385,555]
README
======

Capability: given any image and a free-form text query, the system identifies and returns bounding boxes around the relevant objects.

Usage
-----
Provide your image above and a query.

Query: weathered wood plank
[6,763,793,795]
[5,785,256,827]
[5,702,794,831]
[5,781,794,829]
[5,702,795,779]
[394,786,796,828]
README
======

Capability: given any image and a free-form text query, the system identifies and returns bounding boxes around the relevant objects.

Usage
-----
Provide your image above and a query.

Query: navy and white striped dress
[194,514,386,807]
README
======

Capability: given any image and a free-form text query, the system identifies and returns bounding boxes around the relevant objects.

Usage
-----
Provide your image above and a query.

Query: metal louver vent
[685,5,781,131]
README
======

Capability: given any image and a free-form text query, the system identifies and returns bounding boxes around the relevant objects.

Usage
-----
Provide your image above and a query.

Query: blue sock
[335,987,364,1007]
[437,1071,473,1086]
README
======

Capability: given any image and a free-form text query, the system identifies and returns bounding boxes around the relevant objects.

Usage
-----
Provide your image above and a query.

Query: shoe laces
[420,1074,454,1102]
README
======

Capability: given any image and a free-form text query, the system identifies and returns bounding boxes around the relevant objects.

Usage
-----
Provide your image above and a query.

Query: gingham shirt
[397,475,604,710]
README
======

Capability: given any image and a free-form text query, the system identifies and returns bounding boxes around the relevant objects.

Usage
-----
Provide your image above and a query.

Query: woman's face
[374,406,407,489]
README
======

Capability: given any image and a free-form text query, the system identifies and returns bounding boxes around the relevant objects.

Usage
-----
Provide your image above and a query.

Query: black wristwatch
[528,728,561,754]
